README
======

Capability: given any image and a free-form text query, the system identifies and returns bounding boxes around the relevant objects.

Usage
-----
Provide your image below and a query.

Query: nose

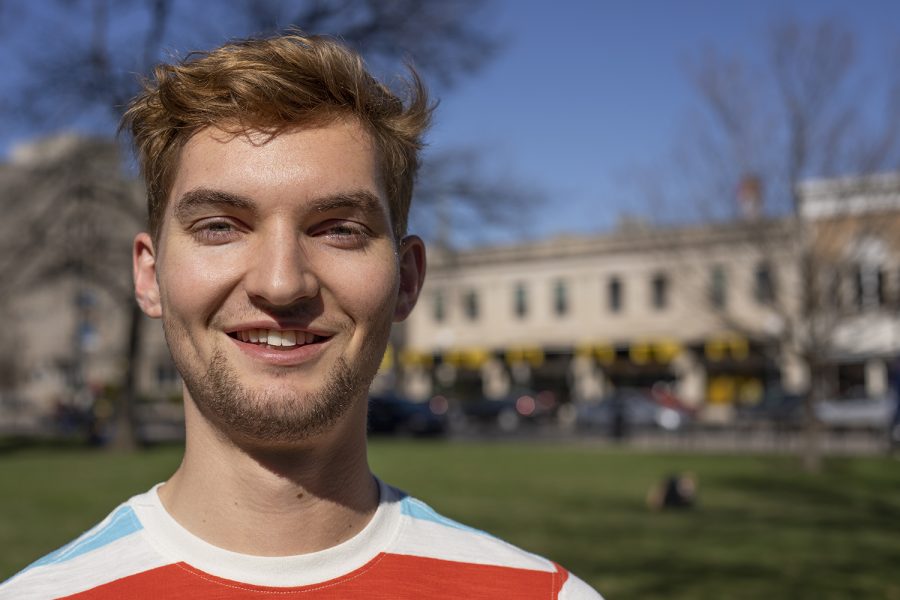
[244,225,319,307]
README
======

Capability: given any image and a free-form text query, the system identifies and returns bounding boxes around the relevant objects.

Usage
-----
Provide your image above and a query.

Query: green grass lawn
[1,439,898,599]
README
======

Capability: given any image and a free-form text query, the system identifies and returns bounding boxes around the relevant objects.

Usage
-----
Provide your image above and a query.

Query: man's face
[133,120,424,445]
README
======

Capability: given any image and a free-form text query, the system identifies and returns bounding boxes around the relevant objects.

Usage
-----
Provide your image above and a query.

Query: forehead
[167,119,385,216]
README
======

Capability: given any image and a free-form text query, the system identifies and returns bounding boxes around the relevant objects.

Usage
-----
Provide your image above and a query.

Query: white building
[393,174,900,421]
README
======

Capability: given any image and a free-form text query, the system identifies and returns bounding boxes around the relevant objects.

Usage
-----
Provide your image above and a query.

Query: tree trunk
[801,402,822,472]
[111,301,143,451]
[801,364,824,472]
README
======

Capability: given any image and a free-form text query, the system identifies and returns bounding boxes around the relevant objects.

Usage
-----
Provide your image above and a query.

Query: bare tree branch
[643,17,900,471]
[0,0,516,447]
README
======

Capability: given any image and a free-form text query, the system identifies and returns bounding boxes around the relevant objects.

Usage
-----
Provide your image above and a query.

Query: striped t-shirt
[1,481,602,599]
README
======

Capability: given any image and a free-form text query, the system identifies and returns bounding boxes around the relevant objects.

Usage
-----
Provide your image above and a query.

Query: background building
[1,136,898,430]
[396,174,900,422]
[0,136,176,434]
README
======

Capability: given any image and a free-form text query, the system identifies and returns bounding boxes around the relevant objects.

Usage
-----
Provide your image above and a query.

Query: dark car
[367,394,447,437]
[461,392,558,433]
[576,389,691,437]
[735,391,805,430]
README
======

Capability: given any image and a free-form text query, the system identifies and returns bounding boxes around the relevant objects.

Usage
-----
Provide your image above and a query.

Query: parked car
[815,395,894,432]
[462,398,523,433]
[461,391,558,433]
[367,393,447,437]
[737,391,895,432]
[577,389,691,437]
[735,391,805,430]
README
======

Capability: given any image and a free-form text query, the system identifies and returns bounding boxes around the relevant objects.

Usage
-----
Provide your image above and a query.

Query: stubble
[190,349,365,443]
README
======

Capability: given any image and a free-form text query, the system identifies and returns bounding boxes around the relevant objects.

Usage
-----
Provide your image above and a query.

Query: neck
[158,395,378,556]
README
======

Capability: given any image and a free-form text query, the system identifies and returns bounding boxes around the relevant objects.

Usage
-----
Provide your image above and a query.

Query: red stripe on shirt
[62,553,570,599]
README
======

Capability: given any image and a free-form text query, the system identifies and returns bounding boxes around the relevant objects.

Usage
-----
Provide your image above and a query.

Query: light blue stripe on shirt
[399,496,487,535]
[26,505,143,571]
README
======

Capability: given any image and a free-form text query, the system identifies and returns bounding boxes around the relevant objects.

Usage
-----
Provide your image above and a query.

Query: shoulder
[0,491,168,599]
[391,492,552,571]
[385,487,603,599]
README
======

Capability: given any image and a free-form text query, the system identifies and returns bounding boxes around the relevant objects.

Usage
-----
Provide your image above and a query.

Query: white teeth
[237,328,316,347]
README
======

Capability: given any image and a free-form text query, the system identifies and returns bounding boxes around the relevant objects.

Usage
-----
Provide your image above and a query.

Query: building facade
[2,135,898,428]
[394,175,900,421]
[0,136,178,432]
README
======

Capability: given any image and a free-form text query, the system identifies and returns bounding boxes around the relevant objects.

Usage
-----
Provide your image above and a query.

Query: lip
[228,334,332,367]
[223,320,334,367]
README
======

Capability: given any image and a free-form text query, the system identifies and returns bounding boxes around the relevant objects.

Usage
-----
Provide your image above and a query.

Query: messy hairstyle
[121,31,432,240]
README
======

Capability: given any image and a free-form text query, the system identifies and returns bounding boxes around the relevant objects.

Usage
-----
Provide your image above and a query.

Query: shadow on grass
[0,435,185,456]
[591,461,900,598]
[0,436,95,456]
[713,464,900,530]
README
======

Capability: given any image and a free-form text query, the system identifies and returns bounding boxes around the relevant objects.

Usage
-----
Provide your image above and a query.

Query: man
[1,33,601,598]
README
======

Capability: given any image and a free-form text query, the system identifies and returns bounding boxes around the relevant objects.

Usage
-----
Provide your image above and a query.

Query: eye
[313,220,373,248]
[190,218,243,244]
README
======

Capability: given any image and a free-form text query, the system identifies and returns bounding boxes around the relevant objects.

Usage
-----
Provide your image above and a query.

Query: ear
[133,232,162,319]
[394,235,426,322]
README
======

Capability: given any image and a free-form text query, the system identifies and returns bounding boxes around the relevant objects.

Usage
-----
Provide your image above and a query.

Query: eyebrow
[172,188,386,222]
[310,190,385,217]
[173,188,257,222]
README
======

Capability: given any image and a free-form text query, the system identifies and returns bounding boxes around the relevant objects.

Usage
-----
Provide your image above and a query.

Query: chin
[181,349,369,446]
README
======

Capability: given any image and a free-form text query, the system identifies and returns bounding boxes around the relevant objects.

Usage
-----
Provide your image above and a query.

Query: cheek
[324,255,399,319]
[158,244,243,322]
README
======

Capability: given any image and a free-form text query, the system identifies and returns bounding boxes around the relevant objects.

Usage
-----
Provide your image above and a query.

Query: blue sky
[2,0,898,241]
[428,0,900,239]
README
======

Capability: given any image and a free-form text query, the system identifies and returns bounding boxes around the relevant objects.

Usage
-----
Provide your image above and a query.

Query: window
[433,290,445,322]
[754,262,776,304]
[854,264,887,310]
[513,282,528,319]
[463,290,479,321]
[608,277,623,313]
[553,280,569,316]
[709,265,727,309]
[651,273,669,310]
[853,265,865,310]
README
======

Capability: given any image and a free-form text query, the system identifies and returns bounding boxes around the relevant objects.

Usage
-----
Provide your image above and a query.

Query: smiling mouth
[227,328,329,350]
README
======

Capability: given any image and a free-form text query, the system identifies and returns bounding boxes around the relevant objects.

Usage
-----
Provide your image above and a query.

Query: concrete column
[570,355,607,402]
[781,346,810,395]
[402,366,433,401]
[865,358,887,397]
[482,359,510,399]
[672,350,706,409]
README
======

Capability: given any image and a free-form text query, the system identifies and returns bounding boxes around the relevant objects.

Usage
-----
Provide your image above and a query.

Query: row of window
[715,262,900,311]
[431,262,782,323]
[824,264,895,310]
